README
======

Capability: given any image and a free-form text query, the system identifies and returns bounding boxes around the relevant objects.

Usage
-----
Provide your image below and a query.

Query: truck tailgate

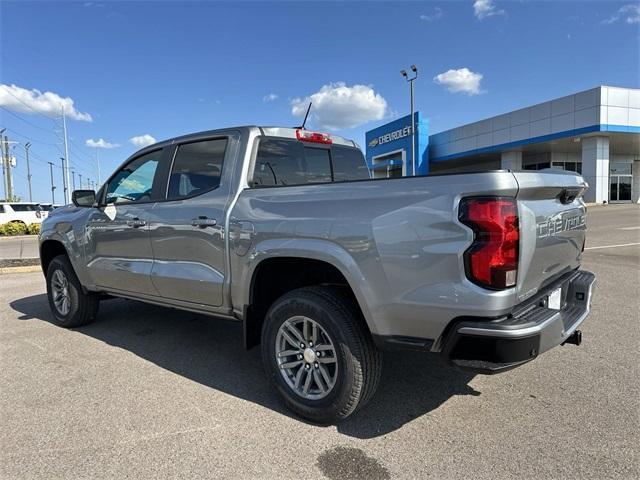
[513,171,588,302]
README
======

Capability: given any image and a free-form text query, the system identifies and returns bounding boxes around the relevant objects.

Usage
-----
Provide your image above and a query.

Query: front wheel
[261,286,382,424]
[46,255,99,328]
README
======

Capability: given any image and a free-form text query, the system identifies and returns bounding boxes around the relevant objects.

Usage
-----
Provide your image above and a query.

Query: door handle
[126,218,146,228]
[191,216,217,228]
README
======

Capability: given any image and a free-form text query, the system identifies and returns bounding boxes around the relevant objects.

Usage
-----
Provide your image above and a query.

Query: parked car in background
[39,203,61,213]
[0,202,46,224]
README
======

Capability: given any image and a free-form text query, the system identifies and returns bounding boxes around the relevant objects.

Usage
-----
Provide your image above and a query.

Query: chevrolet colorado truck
[39,126,595,423]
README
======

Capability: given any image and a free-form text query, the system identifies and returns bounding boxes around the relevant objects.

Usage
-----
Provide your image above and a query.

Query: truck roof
[141,126,360,152]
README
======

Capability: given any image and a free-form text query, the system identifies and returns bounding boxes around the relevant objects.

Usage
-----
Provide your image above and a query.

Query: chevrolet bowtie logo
[368,138,379,148]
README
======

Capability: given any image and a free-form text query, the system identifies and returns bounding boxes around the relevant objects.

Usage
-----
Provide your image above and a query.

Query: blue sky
[1,0,638,203]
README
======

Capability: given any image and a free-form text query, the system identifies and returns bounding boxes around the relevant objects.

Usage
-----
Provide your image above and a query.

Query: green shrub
[27,223,41,235]
[0,222,28,236]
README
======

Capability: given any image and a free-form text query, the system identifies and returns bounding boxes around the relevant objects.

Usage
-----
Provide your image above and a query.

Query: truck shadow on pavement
[11,294,479,439]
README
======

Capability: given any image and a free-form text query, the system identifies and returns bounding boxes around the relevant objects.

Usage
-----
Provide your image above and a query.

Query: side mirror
[72,190,96,207]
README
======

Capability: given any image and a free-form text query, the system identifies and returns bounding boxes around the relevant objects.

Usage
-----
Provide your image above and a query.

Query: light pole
[401,64,418,176]
[71,168,76,191]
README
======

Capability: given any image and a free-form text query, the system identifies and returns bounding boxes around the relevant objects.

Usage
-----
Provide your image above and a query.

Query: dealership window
[522,162,551,171]
[551,161,582,174]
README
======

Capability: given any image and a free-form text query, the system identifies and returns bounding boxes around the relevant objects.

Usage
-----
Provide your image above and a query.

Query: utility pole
[71,168,76,191]
[79,173,83,190]
[61,105,71,204]
[401,65,418,176]
[4,134,14,200]
[25,142,33,202]
[60,157,67,202]
[0,128,6,200]
[48,162,56,204]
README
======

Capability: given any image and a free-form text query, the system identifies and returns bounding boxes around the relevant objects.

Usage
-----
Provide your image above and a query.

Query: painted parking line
[619,226,640,231]
[584,242,640,251]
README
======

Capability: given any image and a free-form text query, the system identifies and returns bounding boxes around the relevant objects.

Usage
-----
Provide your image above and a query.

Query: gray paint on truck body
[39,126,589,351]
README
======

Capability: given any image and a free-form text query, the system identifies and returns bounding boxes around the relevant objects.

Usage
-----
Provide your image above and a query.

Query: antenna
[300,102,312,129]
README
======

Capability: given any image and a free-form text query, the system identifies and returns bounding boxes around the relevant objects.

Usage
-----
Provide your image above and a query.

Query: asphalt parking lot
[1,204,638,479]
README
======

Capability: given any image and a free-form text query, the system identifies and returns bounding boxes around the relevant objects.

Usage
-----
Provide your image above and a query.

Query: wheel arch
[242,251,375,350]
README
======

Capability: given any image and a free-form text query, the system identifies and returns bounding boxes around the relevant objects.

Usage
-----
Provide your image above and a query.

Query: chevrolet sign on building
[365,112,429,178]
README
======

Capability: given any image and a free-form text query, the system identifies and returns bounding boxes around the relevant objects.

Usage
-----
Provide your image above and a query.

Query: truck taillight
[459,197,519,290]
[296,129,332,144]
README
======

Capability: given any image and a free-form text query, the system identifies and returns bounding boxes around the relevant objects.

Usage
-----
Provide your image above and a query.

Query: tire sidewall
[46,257,82,327]
[262,292,361,422]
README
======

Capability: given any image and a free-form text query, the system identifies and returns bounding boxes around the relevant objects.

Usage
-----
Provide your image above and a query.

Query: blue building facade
[365,112,429,178]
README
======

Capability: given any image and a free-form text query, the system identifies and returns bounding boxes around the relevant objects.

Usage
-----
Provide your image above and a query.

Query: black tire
[261,286,382,424]
[46,255,99,328]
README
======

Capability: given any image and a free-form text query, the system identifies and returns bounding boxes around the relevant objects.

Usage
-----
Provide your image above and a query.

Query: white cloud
[129,134,157,147]
[263,93,279,102]
[603,4,640,24]
[433,68,484,95]
[291,82,387,130]
[420,7,443,21]
[85,138,119,149]
[473,0,505,20]
[0,83,92,121]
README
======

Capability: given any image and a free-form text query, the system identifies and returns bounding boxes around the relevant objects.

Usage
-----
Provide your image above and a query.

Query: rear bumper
[441,269,596,374]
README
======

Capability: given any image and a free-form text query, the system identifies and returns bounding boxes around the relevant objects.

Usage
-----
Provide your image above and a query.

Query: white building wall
[581,137,610,204]
[430,86,640,161]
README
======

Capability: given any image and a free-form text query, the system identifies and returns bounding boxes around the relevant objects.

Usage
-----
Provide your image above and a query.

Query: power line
[0,106,58,133]
[1,87,59,123]
[0,126,59,147]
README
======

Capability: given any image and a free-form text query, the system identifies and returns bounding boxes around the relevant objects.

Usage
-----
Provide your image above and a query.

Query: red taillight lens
[296,129,333,144]
[459,197,519,290]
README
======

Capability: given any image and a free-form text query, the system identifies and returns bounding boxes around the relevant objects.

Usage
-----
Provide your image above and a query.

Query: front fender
[39,209,92,288]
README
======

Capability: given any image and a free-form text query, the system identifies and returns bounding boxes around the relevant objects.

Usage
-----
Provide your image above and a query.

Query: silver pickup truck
[39,126,595,423]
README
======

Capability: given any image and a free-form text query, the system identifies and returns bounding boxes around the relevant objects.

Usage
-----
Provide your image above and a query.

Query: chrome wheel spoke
[279,360,303,370]
[294,365,305,388]
[311,322,318,344]
[285,322,305,344]
[277,349,300,358]
[318,363,332,387]
[313,369,325,393]
[303,319,310,342]
[302,369,313,395]
[314,344,333,352]
[281,330,300,349]
[318,356,337,364]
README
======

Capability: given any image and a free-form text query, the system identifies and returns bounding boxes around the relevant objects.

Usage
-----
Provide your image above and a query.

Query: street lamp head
[410,64,417,73]
[400,70,407,77]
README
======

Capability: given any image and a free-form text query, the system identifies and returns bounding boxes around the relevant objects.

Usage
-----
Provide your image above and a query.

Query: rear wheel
[46,255,99,328]
[261,286,382,424]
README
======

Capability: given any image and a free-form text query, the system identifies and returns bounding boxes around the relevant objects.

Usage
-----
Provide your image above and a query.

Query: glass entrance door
[610,175,633,202]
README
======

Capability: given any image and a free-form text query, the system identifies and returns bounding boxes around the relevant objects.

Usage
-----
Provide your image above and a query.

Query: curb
[0,235,39,241]
[0,265,42,275]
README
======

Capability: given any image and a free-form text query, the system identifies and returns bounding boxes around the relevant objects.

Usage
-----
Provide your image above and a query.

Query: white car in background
[0,202,47,225]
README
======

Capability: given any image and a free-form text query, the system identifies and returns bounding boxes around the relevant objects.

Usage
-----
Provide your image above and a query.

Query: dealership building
[365,86,640,203]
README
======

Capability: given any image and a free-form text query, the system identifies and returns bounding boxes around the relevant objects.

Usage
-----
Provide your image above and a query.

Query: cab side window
[167,138,227,199]
[105,150,161,204]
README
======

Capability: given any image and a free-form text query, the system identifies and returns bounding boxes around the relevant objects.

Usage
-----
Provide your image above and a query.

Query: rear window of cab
[252,138,369,187]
